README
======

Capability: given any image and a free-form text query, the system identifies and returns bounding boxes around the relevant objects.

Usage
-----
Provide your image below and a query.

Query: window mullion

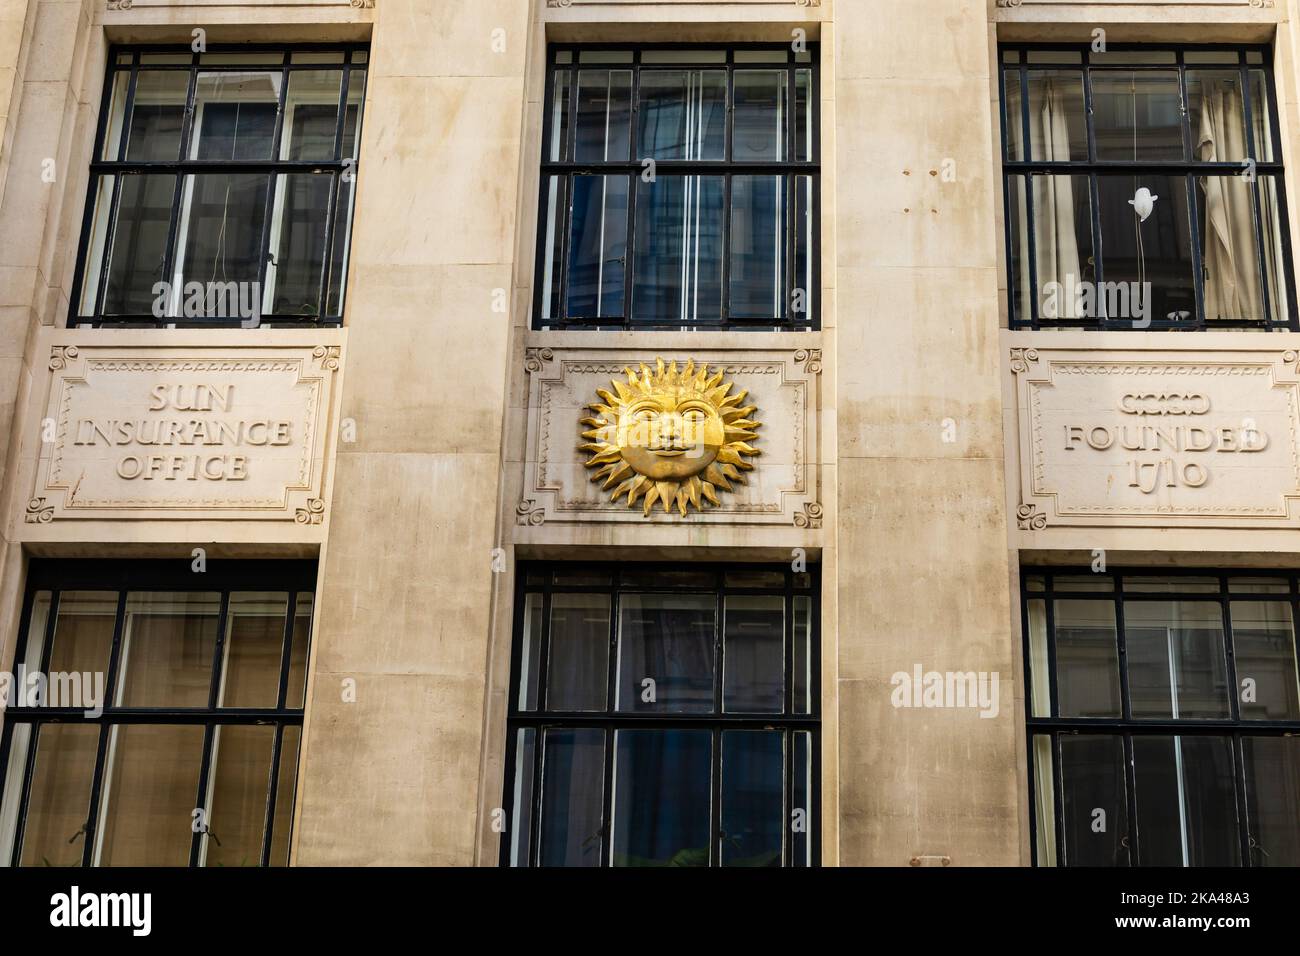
[1122,732,1140,865]
[259,723,286,867]
[189,722,217,867]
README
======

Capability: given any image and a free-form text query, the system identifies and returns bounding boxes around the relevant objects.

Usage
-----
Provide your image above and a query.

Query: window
[71,46,368,327]
[1024,570,1300,866]
[0,560,315,867]
[503,564,819,866]
[1000,45,1296,329]
[534,46,818,330]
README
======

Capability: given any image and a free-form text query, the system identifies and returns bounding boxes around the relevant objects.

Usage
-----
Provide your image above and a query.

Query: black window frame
[1022,566,1300,867]
[501,561,821,867]
[68,43,369,329]
[999,42,1298,331]
[533,43,821,332]
[0,558,317,867]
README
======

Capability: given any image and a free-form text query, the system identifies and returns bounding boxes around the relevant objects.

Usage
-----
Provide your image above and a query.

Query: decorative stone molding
[516,499,546,526]
[49,346,79,371]
[1009,347,1038,374]
[794,348,822,375]
[294,499,326,524]
[1015,503,1046,531]
[524,348,555,374]
[24,498,54,524]
[794,501,823,529]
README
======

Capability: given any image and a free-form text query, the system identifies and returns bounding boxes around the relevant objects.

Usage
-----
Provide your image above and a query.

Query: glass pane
[616,593,715,713]
[285,593,312,710]
[793,174,813,321]
[1243,736,1300,866]
[17,724,99,866]
[1059,734,1129,866]
[1004,68,1023,161]
[548,70,570,162]
[1026,599,1050,718]
[795,69,812,162]
[1097,175,1195,324]
[1133,735,1239,866]
[792,730,812,866]
[1124,576,1219,593]
[546,593,610,712]
[202,724,274,867]
[1197,174,1269,321]
[340,69,365,160]
[539,175,567,321]
[292,51,345,64]
[117,592,221,707]
[724,570,784,588]
[641,51,723,64]
[1248,69,1274,162]
[553,568,611,586]
[325,174,356,317]
[631,175,724,323]
[517,592,542,711]
[538,728,604,867]
[729,175,785,321]
[1092,70,1185,161]
[1008,174,1028,322]
[620,569,715,589]
[1228,577,1290,594]
[1124,601,1228,719]
[0,724,33,865]
[612,729,710,866]
[508,728,536,867]
[173,173,270,320]
[96,724,205,866]
[100,70,130,160]
[566,175,628,319]
[1054,600,1121,718]
[721,730,783,866]
[1230,601,1300,720]
[267,725,300,866]
[1053,575,1113,592]
[1256,174,1288,323]
[723,595,783,713]
[1033,734,1057,866]
[265,173,331,318]
[575,70,632,162]
[46,592,116,710]
[200,53,284,65]
[1189,70,1248,163]
[1027,70,1087,162]
[219,593,288,709]
[1031,175,1095,321]
[281,70,342,160]
[637,70,726,160]
[192,71,281,160]
[77,177,116,315]
[124,70,189,161]
[733,70,785,161]
[102,174,176,315]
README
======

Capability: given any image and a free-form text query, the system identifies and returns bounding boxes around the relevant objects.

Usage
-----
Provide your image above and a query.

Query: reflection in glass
[1097,175,1195,323]
[720,731,783,866]
[124,71,190,161]
[118,593,221,707]
[509,729,536,867]
[173,173,270,317]
[547,593,610,712]
[538,729,604,867]
[281,69,342,160]
[566,175,628,319]
[1026,70,1087,162]
[45,592,117,705]
[102,174,176,315]
[1029,175,1094,320]
[632,176,724,323]
[723,595,783,713]
[637,70,726,160]
[575,70,632,162]
[1032,734,1057,866]
[268,725,300,866]
[1124,601,1228,719]
[1054,600,1121,717]
[617,594,715,713]
[729,175,784,320]
[612,729,710,866]
[285,594,313,710]
[17,725,99,867]
[264,173,332,317]
[517,593,542,711]
[96,724,205,866]
[1133,735,1239,866]
[202,724,275,867]
[192,71,281,160]
[220,593,288,709]
[1092,71,1184,161]
[1230,601,1300,720]
[1059,735,1129,865]
[1243,736,1300,865]
[792,731,812,866]
[733,71,785,161]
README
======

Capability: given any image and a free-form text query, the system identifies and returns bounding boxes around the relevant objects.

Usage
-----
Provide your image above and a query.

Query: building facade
[0,0,1297,867]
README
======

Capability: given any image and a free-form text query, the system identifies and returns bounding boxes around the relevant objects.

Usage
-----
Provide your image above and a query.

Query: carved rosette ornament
[581,358,761,517]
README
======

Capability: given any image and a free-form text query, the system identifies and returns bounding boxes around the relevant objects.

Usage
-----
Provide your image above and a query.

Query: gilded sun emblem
[580,358,761,516]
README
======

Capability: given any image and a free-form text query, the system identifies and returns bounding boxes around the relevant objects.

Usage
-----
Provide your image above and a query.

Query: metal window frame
[998,42,1298,331]
[499,560,821,867]
[531,43,821,332]
[1021,566,1300,867]
[67,43,369,329]
[0,558,316,867]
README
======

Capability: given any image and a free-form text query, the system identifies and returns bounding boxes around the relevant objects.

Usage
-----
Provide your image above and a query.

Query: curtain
[1198,79,1265,320]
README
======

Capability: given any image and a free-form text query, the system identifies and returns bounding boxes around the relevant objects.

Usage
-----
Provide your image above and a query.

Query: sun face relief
[581,359,761,516]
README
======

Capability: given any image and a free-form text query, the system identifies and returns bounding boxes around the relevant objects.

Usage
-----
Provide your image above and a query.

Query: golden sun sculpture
[581,358,761,517]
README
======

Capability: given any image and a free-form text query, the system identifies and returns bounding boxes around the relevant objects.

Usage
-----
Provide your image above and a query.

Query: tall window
[1000,45,1296,330]
[1024,570,1300,866]
[71,46,367,327]
[535,45,818,330]
[0,560,315,867]
[503,564,819,866]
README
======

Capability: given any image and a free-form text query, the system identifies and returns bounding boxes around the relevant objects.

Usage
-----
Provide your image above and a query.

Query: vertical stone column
[831,0,1022,865]
[294,0,529,865]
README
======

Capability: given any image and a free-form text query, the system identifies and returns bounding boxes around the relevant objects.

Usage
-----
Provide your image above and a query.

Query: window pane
[1032,734,1057,865]
[1189,70,1248,163]
[1197,174,1269,322]
[1031,175,1095,320]
[793,174,813,321]
[1124,576,1219,593]
[612,729,710,866]
[1124,601,1228,719]
[1008,174,1028,322]
[100,70,130,160]
[1133,735,1239,866]
[1097,175,1195,324]
[721,730,783,866]
[265,173,331,318]
[102,174,176,315]
[117,592,220,707]
[1054,600,1121,718]
[173,173,270,320]
[1230,601,1300,719]
[124,70,189,161]
[1004,69,1023,161]
[539,175,568,322]
[325,174,356,317]
[202,724,275,867]
[729,175,785,320]
[267,725,300,866]
[616,593,715,713]
[17,724,99,867]
[1027,70,1087,162]
[192,71,281,160]
[219,593,288,709]
[566,175,628,319]
[285,593,312,710]
[792,730,812,866]
[1248,69,1274,162]
[547,593,610,712]
[538,728,604,867]
[723,595,783,713]
[631,175,724,323]
[77,177,116,314]
[795,69,812,162]
[341,69,365,160]
[637,70,726,160]
[96,724,205,866]
[1257,174,1288,323]
[1026,599,1050,717]
[548,70,570,162]
[517,592,542,711]
[1059,734,1129,866]
[575,70,632,162]
[0,724,33,865]
[281,69,342,160]
[733,70,785,162]
[46,592,117,705]
[1243,736,1300,865]
[508,728,536,867]
[1092,70,1185,162]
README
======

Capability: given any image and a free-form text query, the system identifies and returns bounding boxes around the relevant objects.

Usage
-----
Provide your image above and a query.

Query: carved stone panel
[521,345,821,528]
